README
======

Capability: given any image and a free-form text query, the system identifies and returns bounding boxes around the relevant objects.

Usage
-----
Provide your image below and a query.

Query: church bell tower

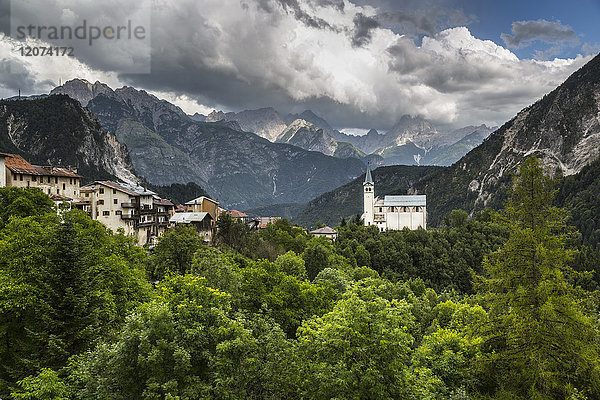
[363,163,374,226]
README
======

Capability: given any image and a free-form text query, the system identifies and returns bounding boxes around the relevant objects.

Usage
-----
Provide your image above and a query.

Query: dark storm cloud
[501,19,577,48]
[351,13,379,47]
[3,0,590,131]
[0,58,39,94]
[255,0,335,30]
[351,5,475,47]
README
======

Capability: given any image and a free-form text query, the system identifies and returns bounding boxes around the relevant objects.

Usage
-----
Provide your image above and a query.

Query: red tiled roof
[4,153,82,178]
[153,198,175,207]
[227,209,248,218]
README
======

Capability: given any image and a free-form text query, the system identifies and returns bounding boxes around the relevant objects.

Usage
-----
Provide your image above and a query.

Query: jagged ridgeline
[413,52,600,226]
[52,80,366,209]
[294,165,442,227]
[0,95,137,183]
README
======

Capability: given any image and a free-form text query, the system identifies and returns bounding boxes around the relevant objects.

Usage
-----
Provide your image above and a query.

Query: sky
[0,0,599,133]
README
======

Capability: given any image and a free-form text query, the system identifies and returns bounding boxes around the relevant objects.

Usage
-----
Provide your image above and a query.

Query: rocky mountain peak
[50,78,114,106]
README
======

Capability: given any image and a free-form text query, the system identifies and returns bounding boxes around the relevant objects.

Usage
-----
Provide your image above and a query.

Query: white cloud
[0,0,593,131]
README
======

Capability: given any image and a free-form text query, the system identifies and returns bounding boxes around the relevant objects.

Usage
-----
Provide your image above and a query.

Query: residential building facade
[79,181,174,245]
[1,153,82,198]
[170,196,220,241]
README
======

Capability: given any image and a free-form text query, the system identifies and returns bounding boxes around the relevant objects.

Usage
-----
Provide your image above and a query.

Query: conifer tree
[477,156,600,399]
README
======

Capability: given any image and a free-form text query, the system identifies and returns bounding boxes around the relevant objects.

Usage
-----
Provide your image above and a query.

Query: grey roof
[310,226,338,235]
[364,163,373,184]
[383,195,426,207]
[169,212,212,224]
[91,181,157,197]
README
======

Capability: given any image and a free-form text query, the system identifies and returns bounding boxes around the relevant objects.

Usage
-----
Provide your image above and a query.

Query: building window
[69,178,73,185]
[102,211,110,216]
[47,189,51,194]
[99,188,104,194]
[55,177,58,184]
[47,176,51,183]
[85,193,89,197]
[114,199,118,204]
[20,175,23,181]
[32,176,36,182]
[62,183,66,190]
[379,207,382,212]
[116,210,122,215]
[98,200,104,205]
[113,189,117,195]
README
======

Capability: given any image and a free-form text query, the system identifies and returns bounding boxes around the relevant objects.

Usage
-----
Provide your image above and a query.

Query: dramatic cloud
[0,0,592,131]
[351,13,379,47]
[501,19,578,48]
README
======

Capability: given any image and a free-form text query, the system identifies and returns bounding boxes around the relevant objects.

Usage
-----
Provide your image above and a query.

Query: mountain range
[50,80,365,209]
[293,52,600,228]
[412,52,600,226]
[201,106,494,167]
[0,94,137,184]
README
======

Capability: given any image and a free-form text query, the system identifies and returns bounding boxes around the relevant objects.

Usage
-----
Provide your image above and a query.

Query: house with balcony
[79,181,175,245]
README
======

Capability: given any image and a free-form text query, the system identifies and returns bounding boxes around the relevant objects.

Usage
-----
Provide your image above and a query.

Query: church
[362,164,426,232]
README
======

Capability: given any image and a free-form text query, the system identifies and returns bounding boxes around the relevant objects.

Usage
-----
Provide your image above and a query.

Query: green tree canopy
[476,156,600,399]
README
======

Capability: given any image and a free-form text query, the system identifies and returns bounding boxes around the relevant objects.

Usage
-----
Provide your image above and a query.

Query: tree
[0,187,55,229]
[476,156,600,399]
[302,238,333,280]
[11,369,68,400]
[150,224,203,279]
[294,285,416,399]
[0,210,150,396]
[71,274,257,400]
[216,212,251,252]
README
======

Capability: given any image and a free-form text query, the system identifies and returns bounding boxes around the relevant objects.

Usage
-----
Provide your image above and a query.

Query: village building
[170,195,220,241]
[79,181,175,245]
[0,152,81,198]
[310,226,338,241]
[362,164,426,232]
[0,153,6,187]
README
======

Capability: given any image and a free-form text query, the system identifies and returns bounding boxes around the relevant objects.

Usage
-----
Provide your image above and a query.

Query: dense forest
[1,156,600,399]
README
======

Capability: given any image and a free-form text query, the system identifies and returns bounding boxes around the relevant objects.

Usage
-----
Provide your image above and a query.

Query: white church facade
[362,164,426,232]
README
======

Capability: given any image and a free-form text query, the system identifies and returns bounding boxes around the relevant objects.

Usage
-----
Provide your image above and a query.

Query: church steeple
[363,163,374,226]
[364,162,373,184]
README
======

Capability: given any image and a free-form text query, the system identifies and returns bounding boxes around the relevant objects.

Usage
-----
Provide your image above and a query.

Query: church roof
[383,195,426,207]
[364,163,373,184]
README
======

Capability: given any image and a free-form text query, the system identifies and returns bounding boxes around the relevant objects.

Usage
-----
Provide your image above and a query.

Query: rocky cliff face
[206,107,287,142]
[0,95,138,184]
[54,79,365,209]
[413,53,600,225]
[279,119,372,162]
